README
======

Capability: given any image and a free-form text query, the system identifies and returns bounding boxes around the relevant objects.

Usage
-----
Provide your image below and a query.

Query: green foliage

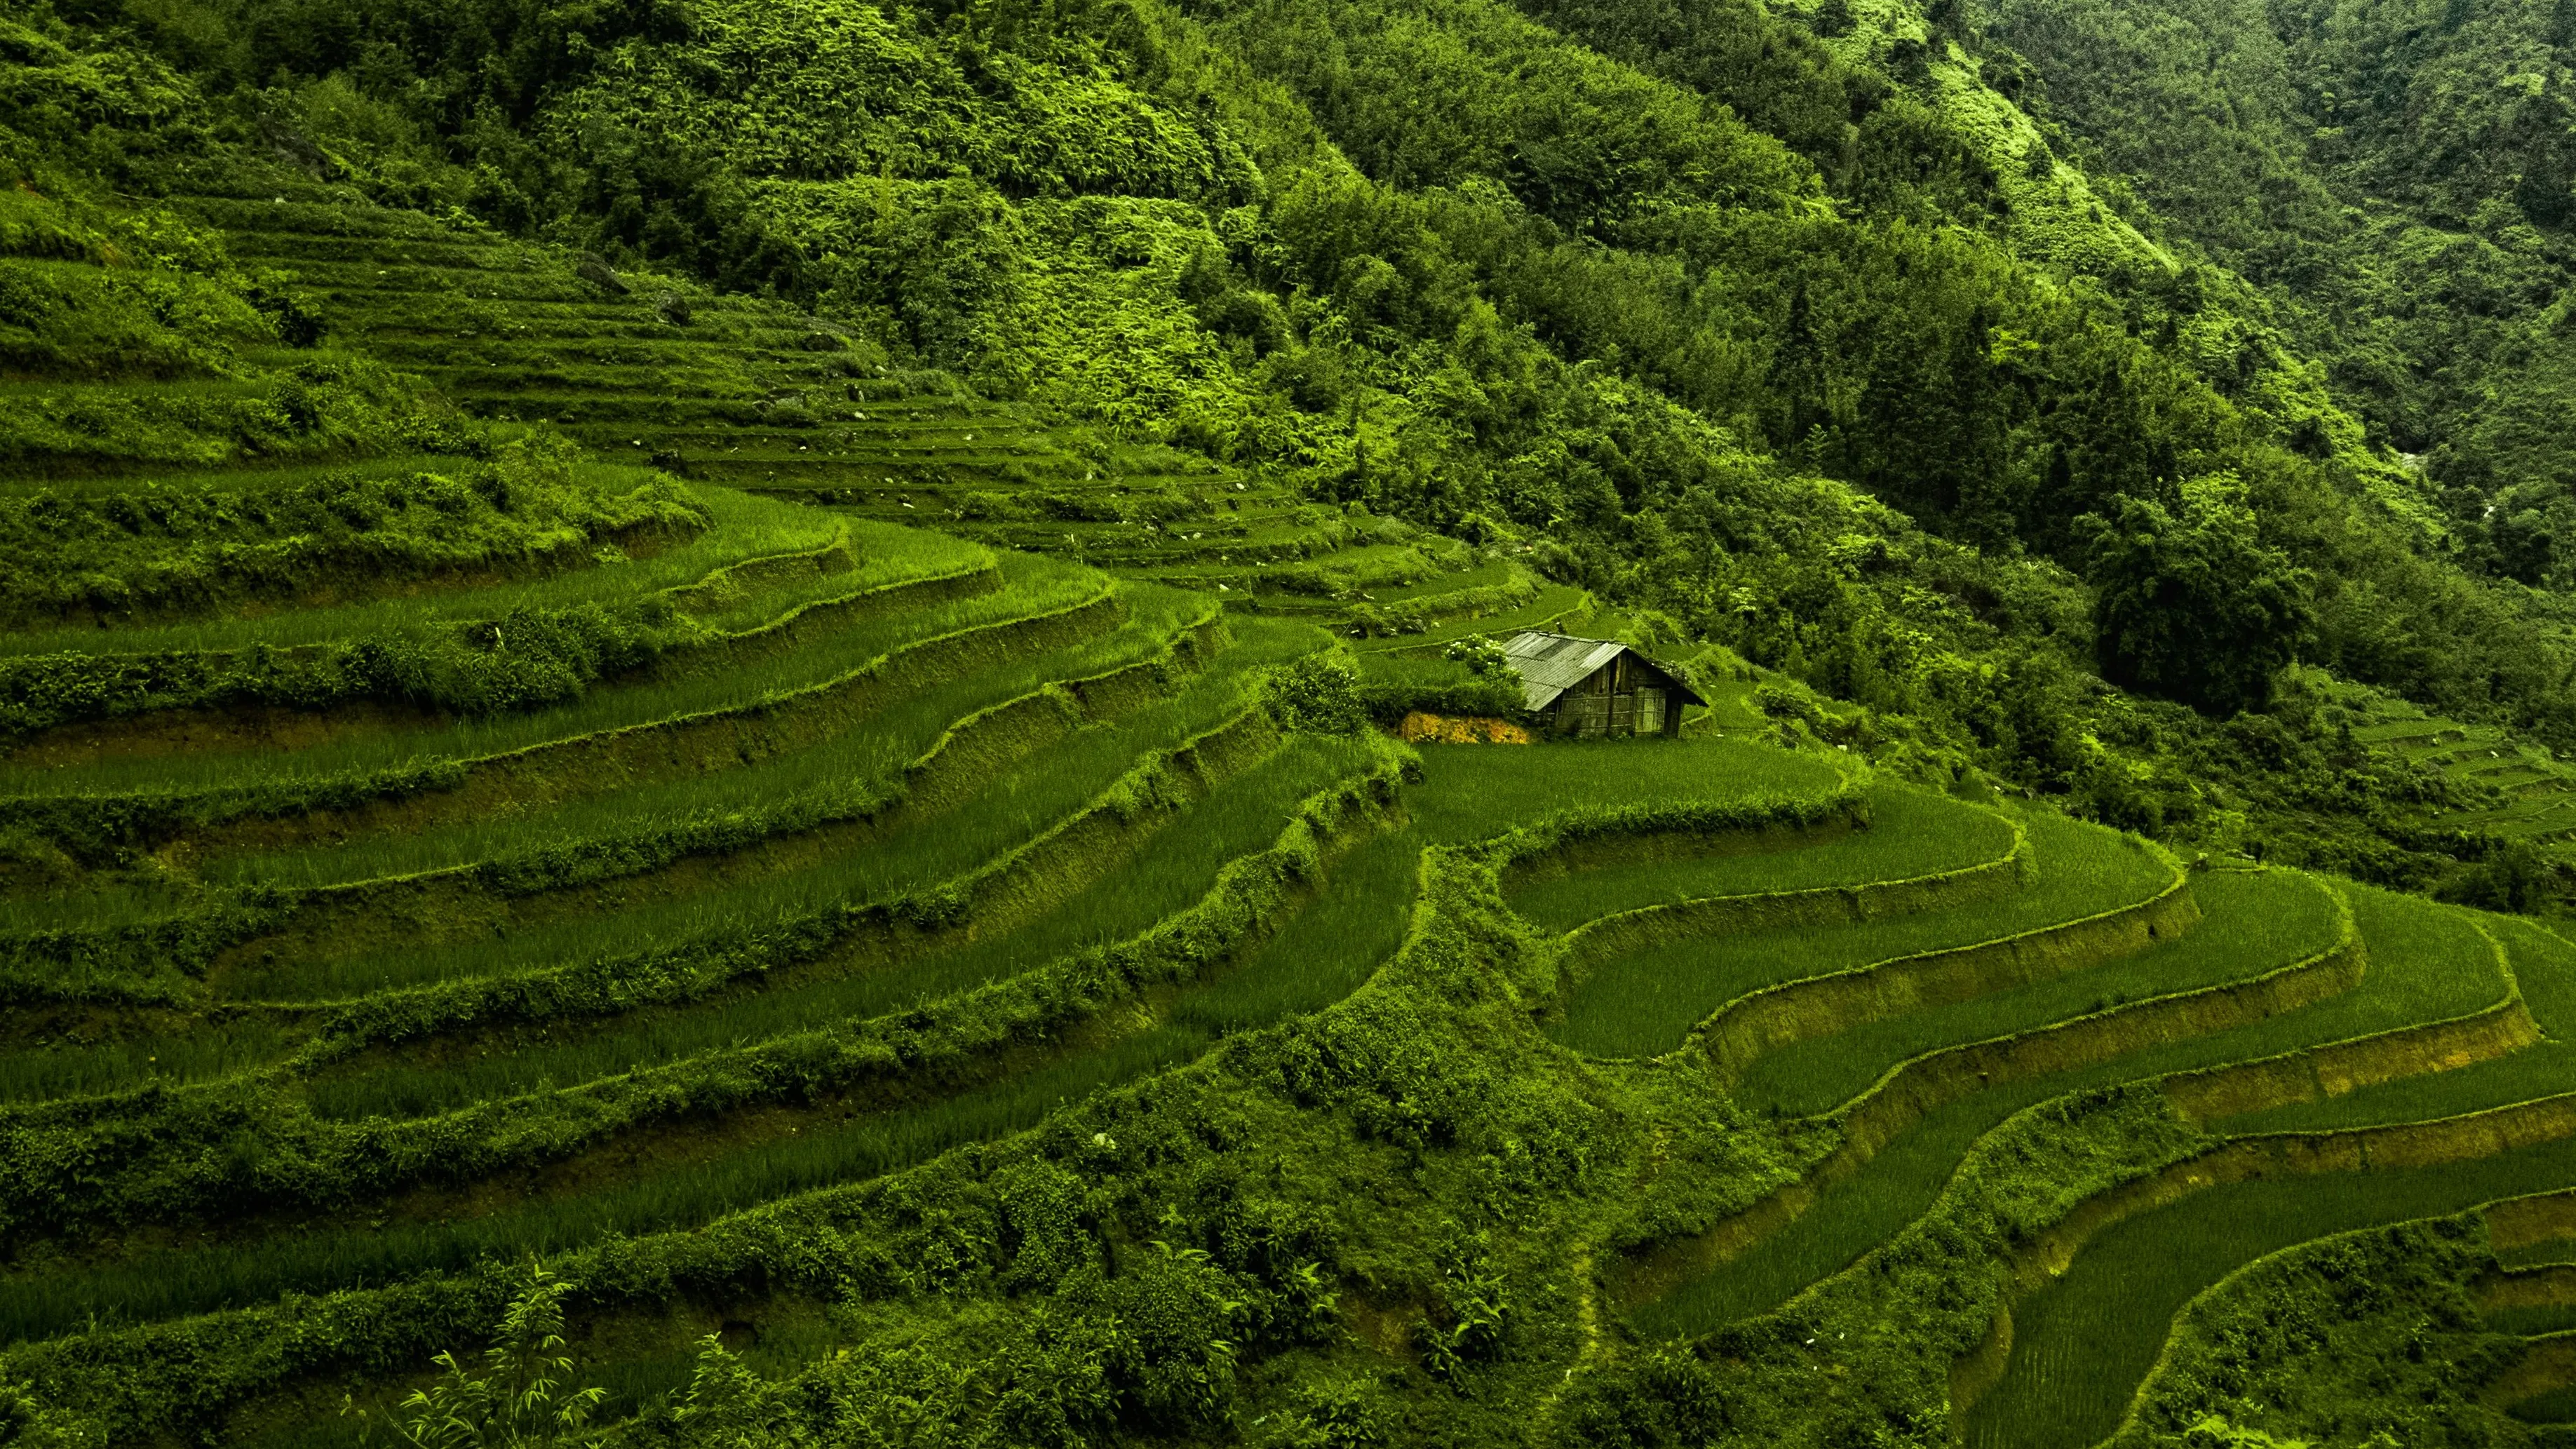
[1418,1229,1511,1382]
[2115,1218,2520,1449]
[2080,473,2317,715]
[18,0,2576,1443]
[2179,1417,2312,1449]
[1269,652,1368,735]
[1439,633,1512,681]
[0,1379,102,1448]
[0,433,701,628]
[355,1264,605,1449]
[1982,0,2576,508]
[1349,651,1526,727]
[1557,1086,2213,1449]
[1260,1377,1389,1449]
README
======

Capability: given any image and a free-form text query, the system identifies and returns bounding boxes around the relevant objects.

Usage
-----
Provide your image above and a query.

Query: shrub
[352,1264,603,1449]
[1270,654,1368,735]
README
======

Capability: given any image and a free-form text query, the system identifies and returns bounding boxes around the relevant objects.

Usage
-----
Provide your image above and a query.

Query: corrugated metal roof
[1502,631,1626,709]
[1499,631,1706,711]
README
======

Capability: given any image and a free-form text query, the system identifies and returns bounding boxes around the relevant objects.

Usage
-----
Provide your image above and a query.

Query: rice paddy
[11,155,2576,1449]
[1506,783,2018,934]
[1961,1135,2576,1449]
[1550,807,2174,1058]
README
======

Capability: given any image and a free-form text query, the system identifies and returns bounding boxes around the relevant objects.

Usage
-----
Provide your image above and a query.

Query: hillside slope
[9,0,2576,1444]
[1982,0,2576,593]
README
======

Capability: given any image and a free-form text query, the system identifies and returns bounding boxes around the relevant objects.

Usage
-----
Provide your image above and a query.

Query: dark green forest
[13,0,2576,1442]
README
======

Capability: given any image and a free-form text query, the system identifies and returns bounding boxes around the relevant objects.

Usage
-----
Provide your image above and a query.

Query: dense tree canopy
[2082,475,2317,715]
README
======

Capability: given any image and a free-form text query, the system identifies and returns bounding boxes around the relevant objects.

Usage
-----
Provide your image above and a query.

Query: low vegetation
[6,0,2576,1441]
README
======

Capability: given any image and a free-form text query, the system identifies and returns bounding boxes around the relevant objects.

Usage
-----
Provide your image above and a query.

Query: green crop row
[0,685,1288,1227]
[1554,809,2177,1059]
[1686,836,2189,1090]
[0,727,1403,1248]
[0,628,1263,1092]
[1816,872,2356,1151]
[0,561,1119,862]
[0,507,985,748]
[1549,799,2039,1046]
[1960,1091,2576,1447]
[237,614,1270,993]
[0,736,1869,1440]
[1347,584,1589,655]
[1711,905,2548,1445]
[1506,783,2011,933]
[298,713,1374,1119]
[210,594,1220,901]
[1619,870,2353,1330]
[2093,1191,2575,1448]
[0,431,699,630]
[1344,567,1539,640]
[1639,881,2536,1342]
[0,479,845,659]
[0,603,1225,1020]
[2162,916,2539,1126]
[0,731,1397,1353]
[268,703,1284,1063]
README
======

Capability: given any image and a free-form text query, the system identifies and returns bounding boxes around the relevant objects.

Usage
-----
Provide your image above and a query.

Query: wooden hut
[1501,631,1704,737]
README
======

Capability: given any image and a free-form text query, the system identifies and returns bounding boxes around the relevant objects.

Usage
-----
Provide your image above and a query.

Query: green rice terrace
[24,0,2576,1443]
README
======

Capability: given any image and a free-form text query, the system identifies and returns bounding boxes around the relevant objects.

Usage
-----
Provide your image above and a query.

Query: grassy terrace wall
[0,566,1119,852]
[11,130,2576,1448]
[1935,907,2568,1444]
[1535,833,2576,1449]
[0,736,1868,1441]
[9,495,2571,1445]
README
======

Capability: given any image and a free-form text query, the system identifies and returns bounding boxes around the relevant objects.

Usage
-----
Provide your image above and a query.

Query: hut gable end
[1499,631,1704,737]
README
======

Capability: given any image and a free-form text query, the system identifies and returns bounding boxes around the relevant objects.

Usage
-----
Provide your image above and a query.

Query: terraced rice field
[1507,761,2576,1431]
[2315,670,2576,871]
[13,154,2576,1446]
[161,180,1547,654]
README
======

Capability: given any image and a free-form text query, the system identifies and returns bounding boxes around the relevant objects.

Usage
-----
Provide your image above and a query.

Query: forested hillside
[12,0,2576,1441]
[1986,0,2576,581]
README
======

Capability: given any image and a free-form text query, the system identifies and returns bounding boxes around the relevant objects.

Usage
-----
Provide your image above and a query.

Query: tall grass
[0,552,1104,803]
[1405,736,1847,845]
[1553,810,2171,1059]
[0,586,1200,972]
[0,1019,297,1103]
[1959,1134,2576,1449]
[1363,560,1516,603]
[1741,868,2343,1117]
[2136,881,2514,1074]
[1640,873,2513,1337]
[0,483,861,660]
[302,733,1377,1117]
[0,1025,1217,1347]
[2216,910,2575,1133]
[229,625,1275,1003]
[1505,783,2016,934]
[198,585,1217,900]
[1638,1086,2039,1337]
[1173,823,1422,1036]
[0,452,464,504]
